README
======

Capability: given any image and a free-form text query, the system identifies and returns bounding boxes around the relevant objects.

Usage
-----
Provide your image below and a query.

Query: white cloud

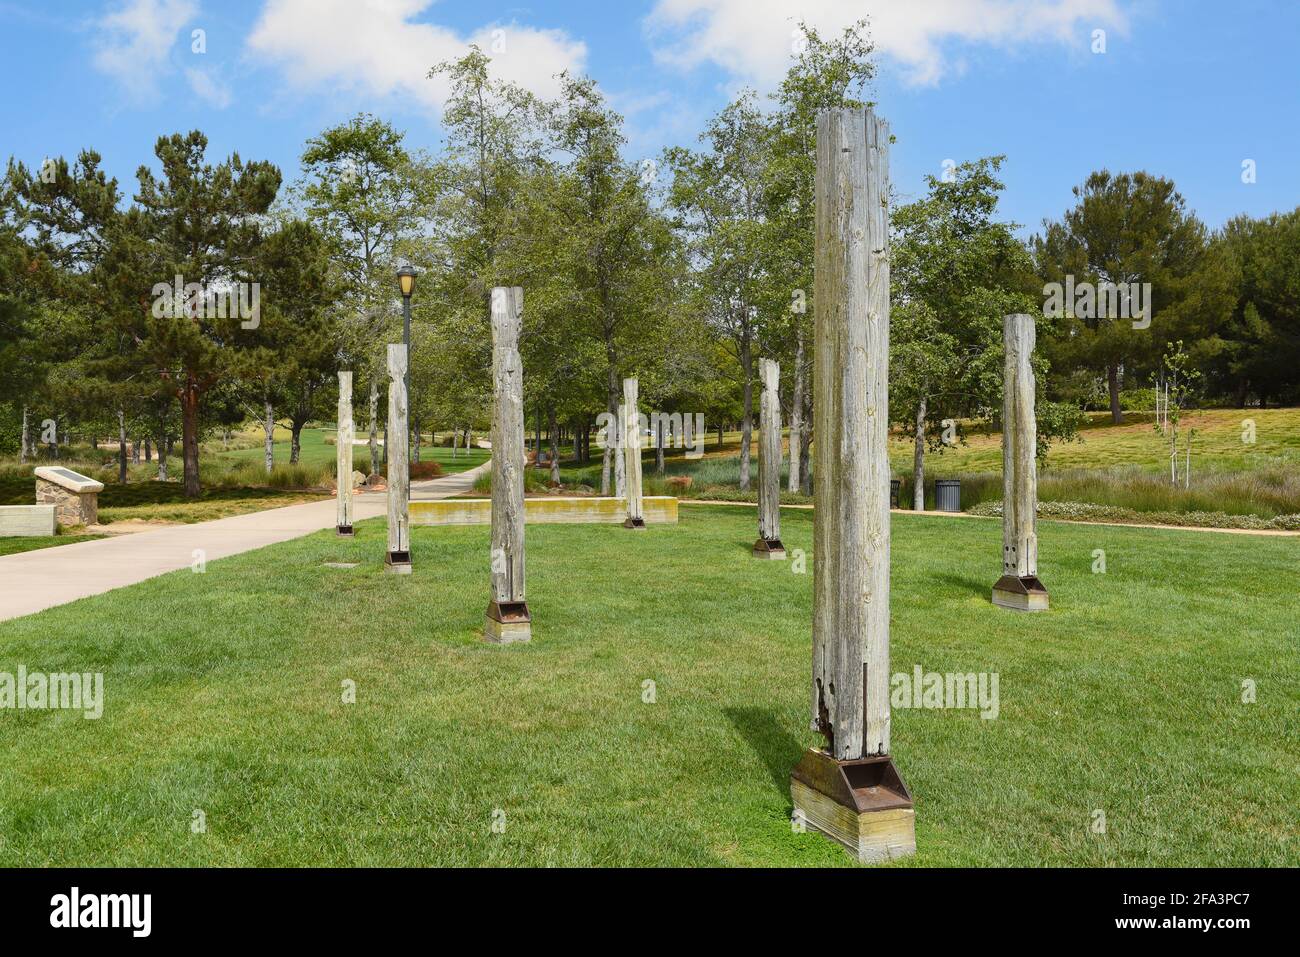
[245,0,588,112]
[186,66,232,109]
[646,0,1129,88]
[91,0,198,103]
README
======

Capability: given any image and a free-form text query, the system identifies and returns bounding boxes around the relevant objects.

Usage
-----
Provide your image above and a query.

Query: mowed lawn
[211,426,491,475]
[0,505,1294,866]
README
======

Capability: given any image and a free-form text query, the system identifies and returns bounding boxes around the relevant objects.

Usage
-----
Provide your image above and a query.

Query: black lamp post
[397,267,417,456]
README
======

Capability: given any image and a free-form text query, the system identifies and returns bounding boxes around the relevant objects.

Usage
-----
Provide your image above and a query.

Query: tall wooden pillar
[384,344,411,573]
[992,313,1049,611]
[336,370,354,537]
[622,377,645,529]
[485,287,531,643]
[791,106,915,864]
[753,357,785,558]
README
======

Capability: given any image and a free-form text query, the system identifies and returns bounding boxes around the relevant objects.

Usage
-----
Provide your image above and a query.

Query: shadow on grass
[724,706,805,797]
[930,570,989,600]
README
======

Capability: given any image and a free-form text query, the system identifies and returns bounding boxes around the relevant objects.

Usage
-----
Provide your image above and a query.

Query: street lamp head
[397,266,417,299]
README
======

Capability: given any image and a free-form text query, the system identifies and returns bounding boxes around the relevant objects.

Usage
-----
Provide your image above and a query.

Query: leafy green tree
[1033,170,1209,423]
[132,131,281,495]
[1204,210,1300,406]
[301,113,420,477]
[892,157,1035,504]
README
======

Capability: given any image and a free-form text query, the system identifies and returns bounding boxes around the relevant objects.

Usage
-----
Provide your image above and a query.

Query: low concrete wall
[0,505,57,537]
[410,496,679,527]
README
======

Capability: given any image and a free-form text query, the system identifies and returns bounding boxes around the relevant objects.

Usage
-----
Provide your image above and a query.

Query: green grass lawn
[0,505,1294,866]
[211,426,490,476]
[0,534,104,557]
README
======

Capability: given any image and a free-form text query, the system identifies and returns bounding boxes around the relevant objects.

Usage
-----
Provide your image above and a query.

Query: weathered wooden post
[336,370,354,537]
[791,106,915,864]
[992,313,1049,611]
[753,357,785,558]
[485,287,531,642]
[384,345,411,573]
[622,376,645,530]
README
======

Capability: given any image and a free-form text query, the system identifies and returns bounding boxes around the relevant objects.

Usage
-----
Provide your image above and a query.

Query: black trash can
[889,479,900,508]
[934,479,962,512]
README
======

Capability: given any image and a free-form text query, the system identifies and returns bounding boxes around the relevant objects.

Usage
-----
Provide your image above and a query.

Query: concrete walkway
[0,460,490,623]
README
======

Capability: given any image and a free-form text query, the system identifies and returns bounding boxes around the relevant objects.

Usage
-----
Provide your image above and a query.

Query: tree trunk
[739,333,753,490]
[181,380,201,498]
[549,407,560,485]
[1107,362,1124,423]
[412,417,420,464]
[799,421,812,496]
[368,377,379,478]
[655,417,665,475]
[601,365,618,496]
[144,437,151,462]
[789,330,805,492]
[117,410,128,484]
[156,431,169,481]
[913,394,927,511]
[290,419,303,465]
[20,406,28,464]
[263,400,275,475]
[130,437,139,464]
[452,426,460,458]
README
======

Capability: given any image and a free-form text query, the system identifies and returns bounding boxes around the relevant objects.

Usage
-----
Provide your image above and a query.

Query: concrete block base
[336,525,354,538]
[790,748,916,864]
[752,537,786,560]
[384,551,412,575]
[991,574,1049,611]
[484,600,531,644]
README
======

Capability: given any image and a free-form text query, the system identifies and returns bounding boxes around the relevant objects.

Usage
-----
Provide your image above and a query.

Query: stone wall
[36,480,98,526]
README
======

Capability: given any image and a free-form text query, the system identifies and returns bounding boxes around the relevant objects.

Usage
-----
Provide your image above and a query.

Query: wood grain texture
[622,377,643,522]
[1002,314,1038,579]
[811,107,893,760]
[385,346,410,562]
[490,287,526,604]
[757,358,781,543]
[337,371,353,531]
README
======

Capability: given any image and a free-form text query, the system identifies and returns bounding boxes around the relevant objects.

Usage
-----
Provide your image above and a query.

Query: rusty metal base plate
[991,574,1049,611]
[790,748,916,864]
[485,600,531,644]
[752,537,787,560]
[623,517,647,530]
[384,551,412,575]
[336,525,354,538]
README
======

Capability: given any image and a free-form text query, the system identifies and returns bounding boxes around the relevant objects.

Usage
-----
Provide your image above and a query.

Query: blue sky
[1,0,1296,236]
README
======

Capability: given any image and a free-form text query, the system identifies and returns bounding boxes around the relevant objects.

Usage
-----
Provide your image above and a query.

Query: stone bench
[34,467,105,527]
[0,505,57,537]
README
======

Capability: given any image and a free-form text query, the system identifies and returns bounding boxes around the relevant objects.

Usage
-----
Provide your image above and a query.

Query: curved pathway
[0,460,490,623]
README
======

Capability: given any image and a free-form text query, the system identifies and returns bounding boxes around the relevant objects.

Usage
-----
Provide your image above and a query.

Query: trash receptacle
[934,479,961,512]
[889,479,900,508]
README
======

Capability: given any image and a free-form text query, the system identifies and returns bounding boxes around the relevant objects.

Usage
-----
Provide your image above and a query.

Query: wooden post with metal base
[753,357,785,559]
[792,106,915,864]
[384,344,411,574]
[991,313,1049,611]
[621,377,645,530]
[336,370,355,538]
[485,287,531,643]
